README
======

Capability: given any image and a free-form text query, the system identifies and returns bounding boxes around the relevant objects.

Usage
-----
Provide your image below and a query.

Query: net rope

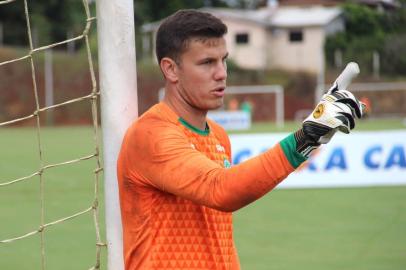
[0,0,105,269]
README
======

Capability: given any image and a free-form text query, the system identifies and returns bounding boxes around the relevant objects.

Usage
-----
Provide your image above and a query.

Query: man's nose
[214,62,227,81]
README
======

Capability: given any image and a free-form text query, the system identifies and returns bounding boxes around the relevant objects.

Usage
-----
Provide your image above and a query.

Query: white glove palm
[304,90,364,143]
[295,89,364,157]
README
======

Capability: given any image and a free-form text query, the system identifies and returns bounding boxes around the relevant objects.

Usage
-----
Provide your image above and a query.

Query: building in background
[141,3,344,74]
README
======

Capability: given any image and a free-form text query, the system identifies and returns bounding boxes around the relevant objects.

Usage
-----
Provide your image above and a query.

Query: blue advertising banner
[229,130,406,188]
[208,110,251,130]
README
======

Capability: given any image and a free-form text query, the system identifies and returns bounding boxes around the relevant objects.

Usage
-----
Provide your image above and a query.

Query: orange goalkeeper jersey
[117,102,306,270]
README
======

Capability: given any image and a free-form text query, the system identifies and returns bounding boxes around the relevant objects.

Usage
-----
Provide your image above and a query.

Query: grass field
[0,121,405,269]
[235,187,406,270]
[0,127,105,269]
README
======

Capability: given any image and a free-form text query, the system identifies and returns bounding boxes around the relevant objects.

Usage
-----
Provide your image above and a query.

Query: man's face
[175,37,228,111]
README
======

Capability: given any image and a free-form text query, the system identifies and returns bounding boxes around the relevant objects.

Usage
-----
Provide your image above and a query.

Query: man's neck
[163,91,207,131]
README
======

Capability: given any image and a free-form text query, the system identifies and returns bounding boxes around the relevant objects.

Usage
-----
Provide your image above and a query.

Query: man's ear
[160,57,179,83]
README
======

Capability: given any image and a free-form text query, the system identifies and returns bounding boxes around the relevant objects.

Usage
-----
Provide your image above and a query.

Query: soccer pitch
[0,124,405,269]
[235,187,406,270]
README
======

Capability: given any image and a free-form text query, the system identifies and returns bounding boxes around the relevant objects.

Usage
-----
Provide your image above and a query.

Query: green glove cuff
[280,133,308,169]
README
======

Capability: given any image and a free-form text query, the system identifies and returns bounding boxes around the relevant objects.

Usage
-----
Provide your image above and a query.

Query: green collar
[178,117,210,136]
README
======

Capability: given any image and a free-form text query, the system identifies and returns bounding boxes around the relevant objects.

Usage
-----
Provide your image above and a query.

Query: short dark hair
[155,9,227,64]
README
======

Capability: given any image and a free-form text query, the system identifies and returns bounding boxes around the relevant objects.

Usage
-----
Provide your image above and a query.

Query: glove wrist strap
[294,129,320,158]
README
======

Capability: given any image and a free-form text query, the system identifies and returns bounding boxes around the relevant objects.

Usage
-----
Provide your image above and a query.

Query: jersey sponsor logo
[216,144,225,153]
[223,159,231,168]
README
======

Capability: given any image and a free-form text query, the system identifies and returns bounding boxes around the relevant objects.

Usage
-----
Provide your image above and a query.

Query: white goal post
[226,85,285,128]
[159,85,285,127]
[96,0,138,269]
[316,81,406,117]
[317,81,406,102]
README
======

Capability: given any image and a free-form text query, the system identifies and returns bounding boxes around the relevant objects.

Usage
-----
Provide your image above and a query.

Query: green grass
[0,127,106,270]
[1,125,405,269]
[234,187,406,270]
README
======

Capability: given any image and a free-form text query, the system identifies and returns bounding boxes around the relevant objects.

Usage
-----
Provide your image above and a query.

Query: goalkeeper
[117,9,364,270]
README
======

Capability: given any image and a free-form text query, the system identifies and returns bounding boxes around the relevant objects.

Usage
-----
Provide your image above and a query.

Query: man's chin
[207,103,223,111]
[196,99,224,112]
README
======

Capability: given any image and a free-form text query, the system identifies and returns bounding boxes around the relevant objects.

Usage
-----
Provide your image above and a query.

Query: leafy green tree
[381,34,406,74]
[0,0,231,47]
[0,1,28,45]
[0,0,88,48]
[134,0,228,26]
[342,3,384,39]
[325,2,406,76]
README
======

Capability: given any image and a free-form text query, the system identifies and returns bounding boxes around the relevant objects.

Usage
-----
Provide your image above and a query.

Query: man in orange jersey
[117,9,363,269]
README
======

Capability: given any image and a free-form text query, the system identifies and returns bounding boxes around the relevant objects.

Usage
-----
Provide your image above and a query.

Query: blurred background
[1,0,406,125]
[0,0,405,269]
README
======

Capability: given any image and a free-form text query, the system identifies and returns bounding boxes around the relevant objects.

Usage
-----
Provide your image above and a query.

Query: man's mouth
[213,86,226,97]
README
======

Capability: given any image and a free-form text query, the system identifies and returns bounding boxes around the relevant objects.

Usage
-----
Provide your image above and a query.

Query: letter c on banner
[364,145,382,169]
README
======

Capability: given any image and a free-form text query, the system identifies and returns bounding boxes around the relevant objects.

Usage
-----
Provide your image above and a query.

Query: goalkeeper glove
[294,89,364,157]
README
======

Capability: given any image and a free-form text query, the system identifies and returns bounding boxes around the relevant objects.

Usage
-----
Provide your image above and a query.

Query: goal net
[0,0,104,269]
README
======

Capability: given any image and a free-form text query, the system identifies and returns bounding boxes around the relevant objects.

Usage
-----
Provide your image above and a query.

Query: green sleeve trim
[280,133,307,168]
[178,117,210,136]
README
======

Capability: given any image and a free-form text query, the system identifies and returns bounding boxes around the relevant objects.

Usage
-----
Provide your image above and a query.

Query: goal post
[226,85,285,128]
[317,81,406,117]
[159,85,285,128]
[96,1,138,269]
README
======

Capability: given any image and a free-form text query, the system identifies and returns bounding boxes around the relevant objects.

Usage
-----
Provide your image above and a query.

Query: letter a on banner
[384,146,406,169]
[325,147,347,170]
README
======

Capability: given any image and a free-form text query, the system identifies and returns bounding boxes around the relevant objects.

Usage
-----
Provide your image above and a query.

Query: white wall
[268,26,325,73]
[222,18,268,70]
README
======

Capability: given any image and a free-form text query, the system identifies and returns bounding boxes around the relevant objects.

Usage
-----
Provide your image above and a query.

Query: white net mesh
[0,0,104,269]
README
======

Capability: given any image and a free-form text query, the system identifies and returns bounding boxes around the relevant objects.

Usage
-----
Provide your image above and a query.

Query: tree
[0,0,88,48]
[325,2,406,76]
[134,0,228,26]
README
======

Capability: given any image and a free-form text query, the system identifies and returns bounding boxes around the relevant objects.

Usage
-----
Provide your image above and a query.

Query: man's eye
[202,59,213,65]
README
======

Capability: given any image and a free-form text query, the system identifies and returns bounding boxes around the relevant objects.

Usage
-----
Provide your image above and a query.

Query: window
[235,33,249,44]
[289,30,303,43]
